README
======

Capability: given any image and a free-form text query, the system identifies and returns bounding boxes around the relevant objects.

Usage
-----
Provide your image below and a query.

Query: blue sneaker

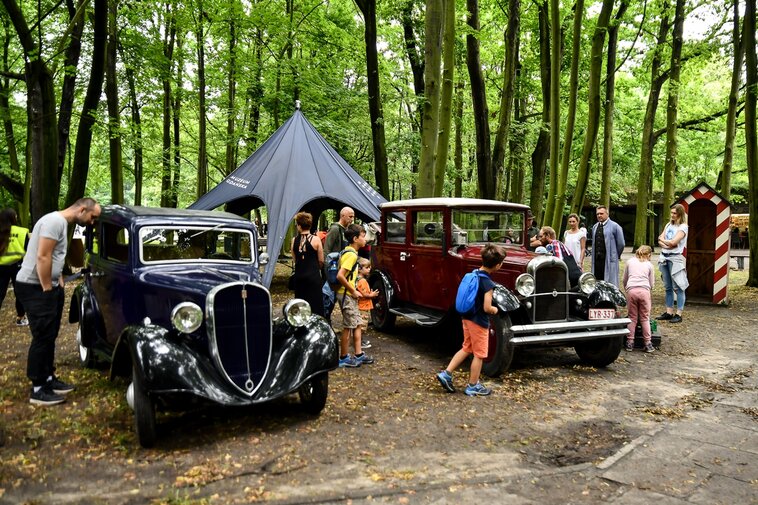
[464,382,492,397]
[354,353,374,365]
[338,355,360,368]
[436,370,455,393]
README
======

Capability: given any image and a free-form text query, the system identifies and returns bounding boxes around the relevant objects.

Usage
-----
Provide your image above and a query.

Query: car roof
[379,198,530,212]
[101,205,252,225]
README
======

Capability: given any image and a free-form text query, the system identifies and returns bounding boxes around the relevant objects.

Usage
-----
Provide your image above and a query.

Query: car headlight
[515,273,535,296]
[171,302,203,333]
[284,299,311,327]
[578,272,597,295]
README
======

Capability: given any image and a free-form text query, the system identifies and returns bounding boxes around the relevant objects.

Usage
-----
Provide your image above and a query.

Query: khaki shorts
[360,310,370,330]
[461,319,489,359]
[335,293,362,330]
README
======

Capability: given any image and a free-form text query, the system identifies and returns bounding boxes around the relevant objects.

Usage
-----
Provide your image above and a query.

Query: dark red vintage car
[369,198,630,376]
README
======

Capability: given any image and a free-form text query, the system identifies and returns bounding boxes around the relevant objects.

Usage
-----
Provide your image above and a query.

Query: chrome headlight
[515,273,535,296]
[258,252,270,265]
[284,299,311,327]
[171,302,203,334]
[578,272,597,295]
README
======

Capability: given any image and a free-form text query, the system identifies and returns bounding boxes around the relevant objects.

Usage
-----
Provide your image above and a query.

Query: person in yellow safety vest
[0,208,29,326]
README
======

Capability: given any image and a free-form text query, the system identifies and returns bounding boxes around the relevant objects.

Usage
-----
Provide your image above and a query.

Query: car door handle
[400,252,409,261]
[90,271,105,278]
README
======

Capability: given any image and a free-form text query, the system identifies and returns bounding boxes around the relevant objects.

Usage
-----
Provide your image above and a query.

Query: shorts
[360,310,370,330]
[461,319,489,359]
[335,293,362,330]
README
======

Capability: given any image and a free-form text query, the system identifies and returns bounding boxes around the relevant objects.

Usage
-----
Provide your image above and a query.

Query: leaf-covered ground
[0,264,756,504]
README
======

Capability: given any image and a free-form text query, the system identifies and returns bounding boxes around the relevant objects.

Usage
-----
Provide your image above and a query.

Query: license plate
[589,308,615,320]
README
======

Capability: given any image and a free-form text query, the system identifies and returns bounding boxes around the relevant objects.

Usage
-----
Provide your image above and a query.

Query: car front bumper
[509,317,632,345]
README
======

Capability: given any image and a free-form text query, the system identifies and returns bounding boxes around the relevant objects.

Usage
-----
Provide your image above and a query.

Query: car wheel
[131,364,157,448]
[370,277,396,332]
[76,324,96,369]
[575,335,623,368]
[298,373,328,414]
[481,315,516,377]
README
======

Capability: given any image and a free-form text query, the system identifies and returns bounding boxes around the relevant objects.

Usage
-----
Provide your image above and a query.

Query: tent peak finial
[295,100,301,110]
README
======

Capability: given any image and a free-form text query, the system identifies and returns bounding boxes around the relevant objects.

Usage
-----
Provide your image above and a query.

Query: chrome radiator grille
[207,282,272,396]
[533,264,569,322]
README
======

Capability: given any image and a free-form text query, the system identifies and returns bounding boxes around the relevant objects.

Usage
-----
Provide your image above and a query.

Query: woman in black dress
[290,212,325,316]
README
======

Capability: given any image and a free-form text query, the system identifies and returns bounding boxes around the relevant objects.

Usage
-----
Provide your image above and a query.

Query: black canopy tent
[190,105,387,287]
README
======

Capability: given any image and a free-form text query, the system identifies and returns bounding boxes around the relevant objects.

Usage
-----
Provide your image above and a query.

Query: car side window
[412,211,443,247]
[384,216,406,244]
[102,223,129,263]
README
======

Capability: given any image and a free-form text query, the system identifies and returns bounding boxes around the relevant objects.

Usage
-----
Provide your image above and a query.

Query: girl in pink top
[622,245,655,353]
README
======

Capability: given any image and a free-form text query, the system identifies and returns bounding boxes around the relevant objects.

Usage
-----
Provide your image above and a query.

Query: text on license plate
[589,308,615,320]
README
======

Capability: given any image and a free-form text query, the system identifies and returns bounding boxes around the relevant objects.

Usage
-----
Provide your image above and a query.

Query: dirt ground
[0,266,756,504]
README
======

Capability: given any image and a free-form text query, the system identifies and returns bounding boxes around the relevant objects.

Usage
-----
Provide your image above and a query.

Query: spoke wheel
[370,277,396,332]
[132,364,157,448]
[77,325,96,369]
[481,315,516,377]
[298,373,329,414]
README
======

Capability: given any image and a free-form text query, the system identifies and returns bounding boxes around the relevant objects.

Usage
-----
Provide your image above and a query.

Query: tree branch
[653,103,743,140]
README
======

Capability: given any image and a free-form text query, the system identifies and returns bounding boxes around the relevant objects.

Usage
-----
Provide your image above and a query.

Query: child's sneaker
[436,370,455,393]
[15,316,29,326]
[625,341,634,352]
[464,382,492,397]
[338,355,360,368]
[643,342,656,353]
[354,353,374,365]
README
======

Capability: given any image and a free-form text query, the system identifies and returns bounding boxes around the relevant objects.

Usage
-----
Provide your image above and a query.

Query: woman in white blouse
[563,213,587,271]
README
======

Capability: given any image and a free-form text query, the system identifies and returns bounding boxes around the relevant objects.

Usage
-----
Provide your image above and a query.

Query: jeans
[659,260,685,311]
[15,282,65,386]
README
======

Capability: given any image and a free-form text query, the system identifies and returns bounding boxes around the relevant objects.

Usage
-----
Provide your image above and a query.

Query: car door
[407,209,449,310]
[376,212,409,300]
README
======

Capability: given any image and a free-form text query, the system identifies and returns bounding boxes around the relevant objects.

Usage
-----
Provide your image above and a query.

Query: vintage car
[69,205,338,447]
[369,198,631,376]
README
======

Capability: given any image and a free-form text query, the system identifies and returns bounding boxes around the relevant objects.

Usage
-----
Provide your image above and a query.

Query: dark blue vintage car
[69,205,338,447]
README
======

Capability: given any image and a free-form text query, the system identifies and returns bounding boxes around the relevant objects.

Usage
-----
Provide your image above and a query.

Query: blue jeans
[659,260,685,311]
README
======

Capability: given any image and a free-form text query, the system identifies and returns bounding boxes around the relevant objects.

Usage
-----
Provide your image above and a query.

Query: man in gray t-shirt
[16,198,101,406]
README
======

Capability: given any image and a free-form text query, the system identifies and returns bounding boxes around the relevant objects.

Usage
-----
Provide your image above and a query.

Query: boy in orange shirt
[356,258,378,348]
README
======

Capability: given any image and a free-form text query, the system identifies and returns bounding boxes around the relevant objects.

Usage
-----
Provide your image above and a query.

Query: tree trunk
[123,60,143,206]
[662,0,685,209]
[466,0,493,199]
[66,0,106,209]
[0,15,23,202]
[170,34,183,208]
[719,0,743,200]
[530,0,551,224]
[600,0,629,208]
[433,0,455,196]
[509,75,526,203]
[551,0,583,230]
[493,0,520,201]
[159,3,176,208]
[356,0,390,198]
[57,0,86,187]
[569,0,614,220]
[454,79,464,198]
[417,0,443,197]
[196,1,208,198]
[245,27,263,150]
[225,18,237,176]
[105,0,123,204]
[401,0,424,197]
[546,0,561,226]
[633,5,670,249]
[744,0,758,286]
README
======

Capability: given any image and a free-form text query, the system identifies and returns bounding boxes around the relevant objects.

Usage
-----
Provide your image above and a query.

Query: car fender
[69,283,104,348]
[370,269,396,307]
[492,284,521,313]
[589,280,627,308]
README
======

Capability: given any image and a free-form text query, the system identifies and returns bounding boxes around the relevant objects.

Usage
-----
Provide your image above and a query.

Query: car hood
[138,266,258,297]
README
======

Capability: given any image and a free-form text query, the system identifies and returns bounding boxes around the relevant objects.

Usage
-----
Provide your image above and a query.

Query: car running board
[389,308,443,326]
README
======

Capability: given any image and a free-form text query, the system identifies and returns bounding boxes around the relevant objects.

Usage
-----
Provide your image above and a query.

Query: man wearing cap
[526,211,540,251]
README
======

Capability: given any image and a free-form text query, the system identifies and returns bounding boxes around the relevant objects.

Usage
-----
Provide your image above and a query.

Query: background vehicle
[69,205,338,447]
[369,198,630,376]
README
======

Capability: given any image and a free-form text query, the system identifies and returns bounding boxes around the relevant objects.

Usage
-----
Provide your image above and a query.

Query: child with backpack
[356,257,378,349]
[436,244,506,396]
[335,224,374,367]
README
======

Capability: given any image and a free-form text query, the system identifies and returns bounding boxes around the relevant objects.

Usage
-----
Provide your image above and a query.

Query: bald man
[325,207,355,255]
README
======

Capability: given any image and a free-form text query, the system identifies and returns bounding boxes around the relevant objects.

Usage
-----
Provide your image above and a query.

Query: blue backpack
[326,250,358,289]
[455,269,484,316]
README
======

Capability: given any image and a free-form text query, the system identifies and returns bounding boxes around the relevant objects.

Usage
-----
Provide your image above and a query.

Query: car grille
[207,282,272,396]
[533,264,568,322]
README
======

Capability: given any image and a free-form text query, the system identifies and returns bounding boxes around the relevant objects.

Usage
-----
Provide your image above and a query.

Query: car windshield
[139,226,255,263]
[452,210,525,246]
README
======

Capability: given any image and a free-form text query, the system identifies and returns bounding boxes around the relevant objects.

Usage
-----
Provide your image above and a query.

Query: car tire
[574,335,623,368]
[481,315,515,377]
[298,372,328,414]
[370,277,396,332]
[132,364,157,448]
[76,324,96,369]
